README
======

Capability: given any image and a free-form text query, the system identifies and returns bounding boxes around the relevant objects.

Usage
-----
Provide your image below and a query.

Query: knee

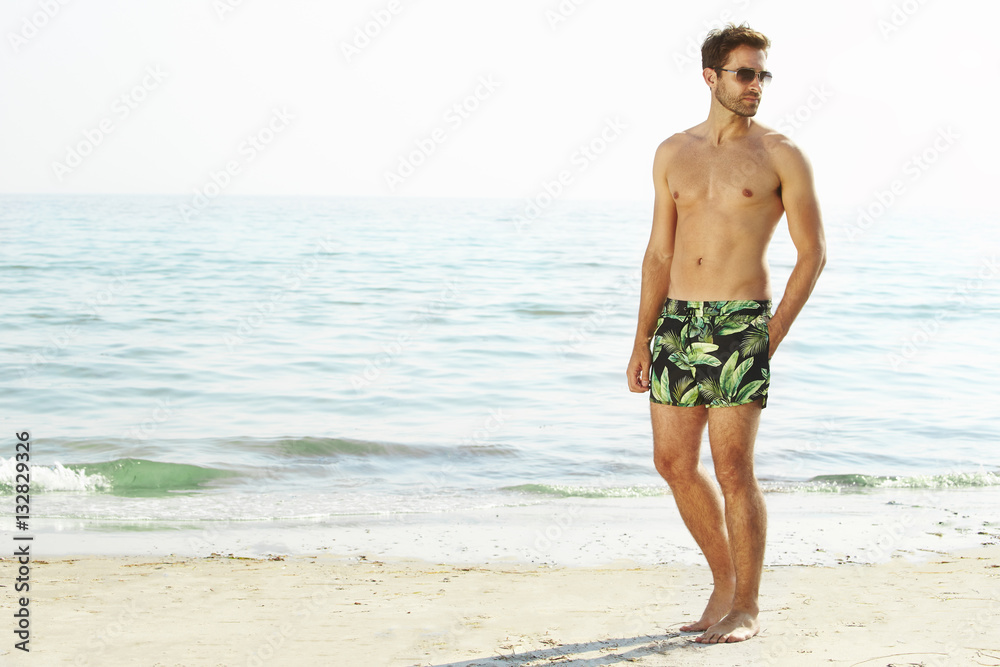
[713,460,756,495]
[653,451,697,485]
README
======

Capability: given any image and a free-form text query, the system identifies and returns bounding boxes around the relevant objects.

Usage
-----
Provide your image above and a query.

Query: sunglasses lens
[733,69,772,87]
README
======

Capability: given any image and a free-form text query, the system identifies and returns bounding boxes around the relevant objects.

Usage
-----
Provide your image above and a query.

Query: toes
[681,619,712,633]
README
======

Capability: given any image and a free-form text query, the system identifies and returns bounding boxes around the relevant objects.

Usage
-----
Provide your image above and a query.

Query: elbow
[795,244,826,278]
[641,251,671,274]
[645,249,674,266]
[807,241,827,272]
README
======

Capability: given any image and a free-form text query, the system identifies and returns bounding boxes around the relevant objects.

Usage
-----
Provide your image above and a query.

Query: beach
[2,0,999,662]
[4,489,1000,666]
[2,197,999,664]
[4,548,999,666]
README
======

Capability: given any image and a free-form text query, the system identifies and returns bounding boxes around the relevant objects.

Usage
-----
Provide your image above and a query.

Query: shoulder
[654,127,702,165]
[755,124,813,174]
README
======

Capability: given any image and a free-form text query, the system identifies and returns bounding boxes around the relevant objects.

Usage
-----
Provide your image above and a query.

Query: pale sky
[2,0,996,219]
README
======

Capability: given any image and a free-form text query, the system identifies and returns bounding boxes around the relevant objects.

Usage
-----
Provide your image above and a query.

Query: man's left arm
[769,139,827,358]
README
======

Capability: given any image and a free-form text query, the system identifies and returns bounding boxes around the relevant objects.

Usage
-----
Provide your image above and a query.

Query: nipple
[672,191,680,199]
[742,188,753,197]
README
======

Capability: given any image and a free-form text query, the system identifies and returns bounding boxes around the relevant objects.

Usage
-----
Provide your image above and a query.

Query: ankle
[730,600,759,617]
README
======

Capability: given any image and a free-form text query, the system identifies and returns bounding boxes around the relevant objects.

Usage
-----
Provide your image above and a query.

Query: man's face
[713,45,768,118]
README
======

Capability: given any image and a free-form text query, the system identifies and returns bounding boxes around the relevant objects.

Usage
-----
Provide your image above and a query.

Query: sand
[5,487,1000,665]
[2,546,999,666]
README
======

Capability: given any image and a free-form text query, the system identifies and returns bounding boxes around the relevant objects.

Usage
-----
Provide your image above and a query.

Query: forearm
[633,254,672,347]
[770,248,826,344]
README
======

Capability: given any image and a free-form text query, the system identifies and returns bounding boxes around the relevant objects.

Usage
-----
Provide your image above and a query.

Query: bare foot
[679,584,734,633]
[695,609,760,643]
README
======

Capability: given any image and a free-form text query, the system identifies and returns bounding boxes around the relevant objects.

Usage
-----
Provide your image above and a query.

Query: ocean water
[1,194,999,534]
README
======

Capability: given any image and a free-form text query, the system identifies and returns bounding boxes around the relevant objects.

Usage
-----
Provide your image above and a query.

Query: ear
[702,67,717,88]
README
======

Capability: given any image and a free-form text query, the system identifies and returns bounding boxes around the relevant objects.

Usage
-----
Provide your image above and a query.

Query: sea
[1,194,999,556]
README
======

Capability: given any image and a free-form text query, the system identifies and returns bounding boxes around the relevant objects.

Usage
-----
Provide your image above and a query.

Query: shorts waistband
[665,298,772,316]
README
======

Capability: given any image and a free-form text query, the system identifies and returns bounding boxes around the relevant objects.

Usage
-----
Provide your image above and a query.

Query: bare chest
[667,144,780,208]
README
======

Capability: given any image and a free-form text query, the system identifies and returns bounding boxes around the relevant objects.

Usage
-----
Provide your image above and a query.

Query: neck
[705,104,753,145]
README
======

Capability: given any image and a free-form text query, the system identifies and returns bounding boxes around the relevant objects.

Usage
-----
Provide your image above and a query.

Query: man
[625,23,826,644]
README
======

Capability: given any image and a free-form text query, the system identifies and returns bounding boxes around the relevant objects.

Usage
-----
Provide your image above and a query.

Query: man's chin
[721,99,759,117]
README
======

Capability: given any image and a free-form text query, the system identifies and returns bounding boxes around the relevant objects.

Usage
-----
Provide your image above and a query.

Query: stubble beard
[715,80,759,118]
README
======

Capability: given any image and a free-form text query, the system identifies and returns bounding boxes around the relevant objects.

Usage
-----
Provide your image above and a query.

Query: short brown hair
[701,23,771,70]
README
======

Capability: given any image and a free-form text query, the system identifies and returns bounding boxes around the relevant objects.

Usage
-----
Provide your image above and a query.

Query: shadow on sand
[423,630,718,666]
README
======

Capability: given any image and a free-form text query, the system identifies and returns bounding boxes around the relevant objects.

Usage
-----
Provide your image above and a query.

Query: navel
[742,188,753,197]
[697,258,703,265]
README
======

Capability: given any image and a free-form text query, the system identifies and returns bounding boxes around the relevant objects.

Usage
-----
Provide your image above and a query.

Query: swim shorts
[649,298,772,408]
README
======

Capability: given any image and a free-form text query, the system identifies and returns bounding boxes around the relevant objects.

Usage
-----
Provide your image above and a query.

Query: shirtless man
[625,24,826,643]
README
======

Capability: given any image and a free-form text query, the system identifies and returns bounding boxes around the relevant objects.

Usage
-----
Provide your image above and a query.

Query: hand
[627,343,652,393]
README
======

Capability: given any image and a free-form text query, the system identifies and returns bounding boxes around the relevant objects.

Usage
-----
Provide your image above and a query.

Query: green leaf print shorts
[649,298,772,409]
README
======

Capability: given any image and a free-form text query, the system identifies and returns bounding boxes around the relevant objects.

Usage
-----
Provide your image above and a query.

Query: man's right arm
[627,139,678,393]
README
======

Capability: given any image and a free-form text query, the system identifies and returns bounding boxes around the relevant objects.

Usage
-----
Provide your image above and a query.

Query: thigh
[651,402,709,467]
[706,401,763,476]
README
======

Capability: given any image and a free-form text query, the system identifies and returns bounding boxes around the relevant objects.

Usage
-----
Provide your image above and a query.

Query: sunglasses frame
[715,67,773,87]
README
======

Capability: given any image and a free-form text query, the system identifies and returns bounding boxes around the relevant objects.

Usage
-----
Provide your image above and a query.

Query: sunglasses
[715,67,773,88]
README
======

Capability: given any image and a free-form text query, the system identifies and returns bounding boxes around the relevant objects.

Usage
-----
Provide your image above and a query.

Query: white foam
[0,457,110,492]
